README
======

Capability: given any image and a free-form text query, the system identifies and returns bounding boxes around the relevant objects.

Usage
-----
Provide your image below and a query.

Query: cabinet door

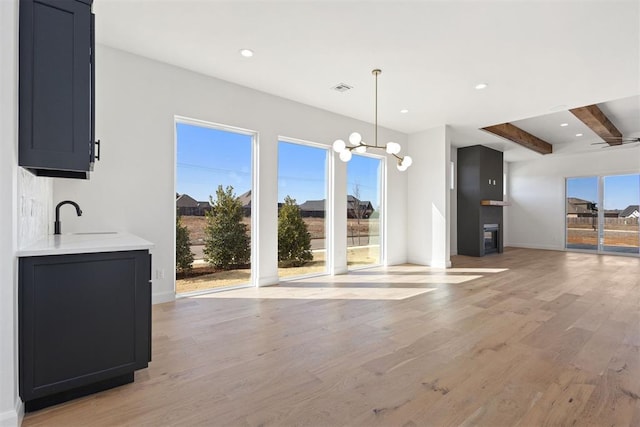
[19,0,94,178]
[479,147,504,201]
[19,250,150,402]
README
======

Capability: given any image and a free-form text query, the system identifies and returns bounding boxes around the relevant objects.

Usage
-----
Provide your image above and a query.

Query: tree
[278,196,313,267]
[349,183,369,245]
[176,212,195,273]
[203,185,251,270]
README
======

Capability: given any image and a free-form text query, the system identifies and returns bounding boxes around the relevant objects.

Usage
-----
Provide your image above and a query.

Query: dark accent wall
[457,145,504,256]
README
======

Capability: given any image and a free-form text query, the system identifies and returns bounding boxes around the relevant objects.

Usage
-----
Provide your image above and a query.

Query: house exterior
[237,190,252,216]
[176,194,212,216]
[298,199,325,218]
[176,194,199,216]
[619,204,640,218]
[566,197,597,218]
[347,195,374,219]
[297,197,374,218]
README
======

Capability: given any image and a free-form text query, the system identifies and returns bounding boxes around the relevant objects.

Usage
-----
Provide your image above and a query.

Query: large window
[347,154,383,268]
[566,174,639,255]
[277,139,328,278]
[175,119,255,294]
[603,174,639,254]
[566,176,599,251]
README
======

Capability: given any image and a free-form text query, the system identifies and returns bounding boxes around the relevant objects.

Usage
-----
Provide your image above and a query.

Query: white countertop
[17,232,154,257]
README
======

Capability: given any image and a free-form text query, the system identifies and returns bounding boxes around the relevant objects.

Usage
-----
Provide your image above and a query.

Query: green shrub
[176,213,194,273]
[278,196,313,267]
[204,185,250,270]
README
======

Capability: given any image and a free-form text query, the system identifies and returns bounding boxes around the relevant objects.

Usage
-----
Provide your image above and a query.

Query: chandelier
[333,69,413,171]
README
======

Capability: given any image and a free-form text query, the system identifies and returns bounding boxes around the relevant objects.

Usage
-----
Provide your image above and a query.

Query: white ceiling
[95,0,640,161]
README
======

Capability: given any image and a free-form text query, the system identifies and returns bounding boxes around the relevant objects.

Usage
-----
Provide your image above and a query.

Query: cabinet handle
[95,140,101,161]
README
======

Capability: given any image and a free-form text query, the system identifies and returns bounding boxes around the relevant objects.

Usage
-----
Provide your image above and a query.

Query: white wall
[1,3,54,424]
[406,126,452,267]
[0,2,19,424]
[450,147,457,256]
[54,46,408,302]
[507,146,640,250]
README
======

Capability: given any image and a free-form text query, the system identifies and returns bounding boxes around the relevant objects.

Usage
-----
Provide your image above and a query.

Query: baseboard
[331,267,348,275]
[406,256,428,266]
[404,258,452,268]
[258,276,279,287]
[0,399,23,427]
[152,291,175,305]
[506,243,562,251]
[430,259,452,268]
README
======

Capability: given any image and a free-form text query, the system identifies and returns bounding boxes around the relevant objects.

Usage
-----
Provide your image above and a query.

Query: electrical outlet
[155,269,165,279]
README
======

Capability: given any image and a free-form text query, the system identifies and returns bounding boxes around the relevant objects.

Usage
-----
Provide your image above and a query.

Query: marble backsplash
[18,168,52,247]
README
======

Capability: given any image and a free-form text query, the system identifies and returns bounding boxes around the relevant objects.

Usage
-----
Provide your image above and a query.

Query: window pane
[566,176,598,251]
[347,155,382,268]
[175,122,253,293]
[278,141,328,278]
[603,174,639,254]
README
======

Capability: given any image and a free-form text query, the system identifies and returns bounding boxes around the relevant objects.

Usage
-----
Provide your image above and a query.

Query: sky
[176,123,382,207]
[178,122,638,212]
[567,174,639,210]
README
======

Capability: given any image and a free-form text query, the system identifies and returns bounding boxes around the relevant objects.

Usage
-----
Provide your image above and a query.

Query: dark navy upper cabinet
[19,0,97,179]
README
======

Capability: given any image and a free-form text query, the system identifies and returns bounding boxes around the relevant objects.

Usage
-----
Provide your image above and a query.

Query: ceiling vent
[331,83,353,92]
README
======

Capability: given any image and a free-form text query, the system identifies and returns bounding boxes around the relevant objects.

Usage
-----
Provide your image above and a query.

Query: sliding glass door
[566,174,639,255]
[566,176,599,251]
[603,174,639,254]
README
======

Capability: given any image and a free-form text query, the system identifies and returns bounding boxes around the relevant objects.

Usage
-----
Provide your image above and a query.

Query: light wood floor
[23,248,640,426]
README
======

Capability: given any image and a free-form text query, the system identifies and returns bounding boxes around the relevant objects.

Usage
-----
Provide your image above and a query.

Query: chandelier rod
[373,69,381,148]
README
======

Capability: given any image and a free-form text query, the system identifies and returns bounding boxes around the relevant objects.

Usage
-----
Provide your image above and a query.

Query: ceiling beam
[481,123,553,155]
[569,104,622,146]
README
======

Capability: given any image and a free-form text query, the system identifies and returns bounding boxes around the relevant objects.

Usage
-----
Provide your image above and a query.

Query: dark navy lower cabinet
[19,250,151,412]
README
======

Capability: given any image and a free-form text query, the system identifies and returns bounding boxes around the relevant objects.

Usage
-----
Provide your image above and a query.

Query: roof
[237,190,251,208]
[620,205,640,218]
[347,195,373,210]
[566,197,596,215]
[176,194,198,208]
[299,199,325,211]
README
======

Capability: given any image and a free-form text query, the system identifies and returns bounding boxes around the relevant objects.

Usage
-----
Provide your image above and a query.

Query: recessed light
[400,109,409,114]
[475,83,488,90]
[576,133,583,137]
[560,123,569,127]
[239,49,254,58]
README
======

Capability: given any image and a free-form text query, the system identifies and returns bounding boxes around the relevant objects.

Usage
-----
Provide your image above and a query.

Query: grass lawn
[176,246,380,294]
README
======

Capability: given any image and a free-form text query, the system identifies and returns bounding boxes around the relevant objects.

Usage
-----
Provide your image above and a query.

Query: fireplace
[483,224,499,254]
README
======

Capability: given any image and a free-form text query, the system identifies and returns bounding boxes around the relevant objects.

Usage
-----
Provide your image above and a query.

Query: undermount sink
[69,231,118,235]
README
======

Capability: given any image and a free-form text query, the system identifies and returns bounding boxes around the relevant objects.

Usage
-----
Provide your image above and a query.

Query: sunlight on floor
[416,275,484,283]
[195,286,437,300]
[425,268,509,273]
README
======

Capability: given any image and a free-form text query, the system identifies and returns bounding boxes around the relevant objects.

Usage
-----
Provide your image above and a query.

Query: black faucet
[54,200,82,235]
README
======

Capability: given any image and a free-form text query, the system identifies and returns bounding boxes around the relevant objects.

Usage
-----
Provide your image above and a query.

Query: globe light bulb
[348,132,362,146]
[402,155,413,168]
[386,142,401,155]
[397,163,408,172]
[339,150,353,162]
[333,139,346,152]
[355,145,367,154]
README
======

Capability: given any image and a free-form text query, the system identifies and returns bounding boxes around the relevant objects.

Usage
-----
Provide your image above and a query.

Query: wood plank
[570,104,623,146]
[22,248,640,427]
[482,123,553,154]
[480,199,509,206]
